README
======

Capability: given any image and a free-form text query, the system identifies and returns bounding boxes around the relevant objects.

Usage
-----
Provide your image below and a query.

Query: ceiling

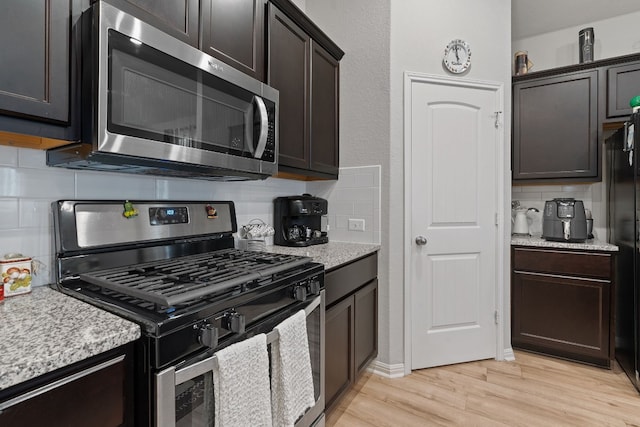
[512,0,640,40]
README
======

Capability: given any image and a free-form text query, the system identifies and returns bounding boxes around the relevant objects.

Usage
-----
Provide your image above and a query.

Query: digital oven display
[149,207,189,225]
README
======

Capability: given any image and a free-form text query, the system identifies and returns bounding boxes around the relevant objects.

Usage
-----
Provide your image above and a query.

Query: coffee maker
[274,194,329,246]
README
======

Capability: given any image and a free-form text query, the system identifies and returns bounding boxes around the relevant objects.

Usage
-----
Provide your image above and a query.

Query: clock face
[443,39,471,74]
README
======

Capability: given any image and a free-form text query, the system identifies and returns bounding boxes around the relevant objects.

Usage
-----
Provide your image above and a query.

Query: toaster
[541,198,588,242]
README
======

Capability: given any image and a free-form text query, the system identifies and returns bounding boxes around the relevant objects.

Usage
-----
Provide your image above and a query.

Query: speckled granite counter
[265,242,380,270]
[511,235,618,252]
[0,286,140,391]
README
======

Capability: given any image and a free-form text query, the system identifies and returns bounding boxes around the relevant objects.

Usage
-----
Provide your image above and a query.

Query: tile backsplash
[0,146,382,287]
[308,165,381,245]
[511,182,605,239]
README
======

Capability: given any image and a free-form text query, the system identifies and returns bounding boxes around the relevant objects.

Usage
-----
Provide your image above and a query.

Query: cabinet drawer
[325,253,377,307]
[512,247,611,279]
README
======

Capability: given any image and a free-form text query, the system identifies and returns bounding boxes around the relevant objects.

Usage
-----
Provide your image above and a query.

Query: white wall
[305,0,393,362]
[512,12,640,237]
[389,0,512,366]
[308,166,381,244]
[306,0,512,367]
[513,11,640,72]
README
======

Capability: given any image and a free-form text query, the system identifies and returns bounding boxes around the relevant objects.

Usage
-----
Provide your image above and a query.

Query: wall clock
[443,39,471,74]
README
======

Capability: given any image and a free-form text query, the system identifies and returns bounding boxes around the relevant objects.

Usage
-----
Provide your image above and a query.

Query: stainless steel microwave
[47,1,278,181]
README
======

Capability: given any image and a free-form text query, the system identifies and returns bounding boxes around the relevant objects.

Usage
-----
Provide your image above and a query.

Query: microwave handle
[252,96,269,159]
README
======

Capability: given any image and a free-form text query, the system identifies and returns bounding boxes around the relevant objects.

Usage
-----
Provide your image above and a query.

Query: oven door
[90,2,278,174]
[155,292,325,427]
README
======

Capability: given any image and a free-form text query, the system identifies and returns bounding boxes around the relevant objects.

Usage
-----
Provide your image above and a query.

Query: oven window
[107,29,266,159]
[175,372,214,427]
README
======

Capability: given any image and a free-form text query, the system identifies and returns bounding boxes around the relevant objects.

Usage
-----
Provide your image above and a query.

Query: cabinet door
[512,271,611,366]
[607,62,640,118]
[201,0,265,81]
[310,41,339,176]
[268,5,310,171]
[0,355,130,427]
[106,0,199,47]
[513,70,599,181]
[325,296,355,411]
[354,279,378,374]
[0,0,70,123]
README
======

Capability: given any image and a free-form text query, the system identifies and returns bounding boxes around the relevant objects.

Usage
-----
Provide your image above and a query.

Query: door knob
[415,236,428,246]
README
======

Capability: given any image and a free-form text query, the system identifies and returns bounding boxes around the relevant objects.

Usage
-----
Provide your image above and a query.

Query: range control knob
[293,285,308,302]
[222,311,246,334]
[198,323,219,349]
[308,279,321,296]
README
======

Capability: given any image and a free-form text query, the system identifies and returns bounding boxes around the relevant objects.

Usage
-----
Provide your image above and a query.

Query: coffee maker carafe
[274,194,329,246]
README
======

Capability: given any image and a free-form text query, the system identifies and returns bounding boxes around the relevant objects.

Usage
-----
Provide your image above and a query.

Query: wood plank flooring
[326,351,640,426]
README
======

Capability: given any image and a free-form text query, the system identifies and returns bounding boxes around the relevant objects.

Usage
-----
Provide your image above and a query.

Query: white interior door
[407,74,500,369]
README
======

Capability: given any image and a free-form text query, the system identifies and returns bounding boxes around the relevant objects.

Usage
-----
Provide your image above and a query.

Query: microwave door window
[200,87,250,156]
[108,31,200,148]
[200,71,258,158]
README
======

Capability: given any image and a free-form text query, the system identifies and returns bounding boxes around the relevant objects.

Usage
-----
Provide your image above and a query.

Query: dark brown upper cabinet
[0,0,71,124]
[607,62,640,119]
[201,0,265,81]
[310,42,340,176]
[268,6,311,171]
[267,2,343,179]
[512,70,599,182]
[105,0,199,47]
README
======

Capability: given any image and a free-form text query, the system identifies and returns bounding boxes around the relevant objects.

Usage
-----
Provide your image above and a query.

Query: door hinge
[494,310,499,324]
[494,111,502,128]
[495,212,499,226]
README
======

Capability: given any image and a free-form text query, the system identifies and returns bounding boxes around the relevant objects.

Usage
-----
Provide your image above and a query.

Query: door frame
[403,72,507,375]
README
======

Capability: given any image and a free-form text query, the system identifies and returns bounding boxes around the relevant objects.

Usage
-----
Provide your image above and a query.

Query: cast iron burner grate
[79,249,311,307]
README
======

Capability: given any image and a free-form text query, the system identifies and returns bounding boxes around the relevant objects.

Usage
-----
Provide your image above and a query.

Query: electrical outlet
[348,218,365,232]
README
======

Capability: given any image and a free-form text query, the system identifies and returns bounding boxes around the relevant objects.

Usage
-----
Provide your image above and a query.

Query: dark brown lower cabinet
[325,252,378,412]
[511,247,615,367]
[325,295,354,409]
[0,344,134,427]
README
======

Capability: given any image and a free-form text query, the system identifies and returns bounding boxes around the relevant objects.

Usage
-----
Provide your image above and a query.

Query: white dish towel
[271,310,316,427]
[213,333,272,427]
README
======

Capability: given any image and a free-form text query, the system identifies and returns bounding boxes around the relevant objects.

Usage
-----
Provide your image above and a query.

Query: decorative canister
[514,51,533,75]
[1,254,33,297]
[579,27,594,63]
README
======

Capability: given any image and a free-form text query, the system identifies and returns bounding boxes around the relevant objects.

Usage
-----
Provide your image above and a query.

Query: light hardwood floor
[326,351,640,426]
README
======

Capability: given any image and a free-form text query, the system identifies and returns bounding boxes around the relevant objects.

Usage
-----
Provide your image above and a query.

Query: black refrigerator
[607,111,640,391]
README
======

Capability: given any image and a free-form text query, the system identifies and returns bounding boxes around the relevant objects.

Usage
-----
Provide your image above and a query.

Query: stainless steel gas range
[53,200,325,427]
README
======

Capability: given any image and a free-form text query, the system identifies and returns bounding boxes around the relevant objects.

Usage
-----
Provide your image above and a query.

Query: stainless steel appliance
[607,114,640,392]
[47,2,278,181]
[542,198,588,242]
[53,200,324,426]
[274,195,329,247]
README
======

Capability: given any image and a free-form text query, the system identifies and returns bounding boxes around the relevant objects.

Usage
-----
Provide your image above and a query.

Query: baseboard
[503,347,516,361]
[366,359,405,378]
[368,349,515,378]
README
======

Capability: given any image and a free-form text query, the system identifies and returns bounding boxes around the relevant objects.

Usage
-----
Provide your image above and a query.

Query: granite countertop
[0,286,141,391]
[511,234,619,252]
[265,241,380,270]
